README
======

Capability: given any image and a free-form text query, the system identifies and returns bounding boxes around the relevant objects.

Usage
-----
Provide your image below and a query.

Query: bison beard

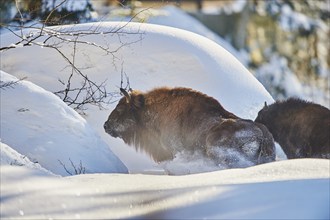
[104,87,275,169]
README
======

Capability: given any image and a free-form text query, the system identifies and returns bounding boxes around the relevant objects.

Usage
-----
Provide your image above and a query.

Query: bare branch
[58,159,73,175]
[43,0,68,26]
[14,0,24,37]
[0,3,149,113]
[58,158,86,176]
[0,77,27,90]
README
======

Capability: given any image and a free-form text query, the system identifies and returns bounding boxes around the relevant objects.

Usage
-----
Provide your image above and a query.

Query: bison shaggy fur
[104,87,275,168]
[255,98,330,159]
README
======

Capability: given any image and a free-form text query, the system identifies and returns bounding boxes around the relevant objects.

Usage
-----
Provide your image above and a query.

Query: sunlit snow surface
[1,159,329,219]
[1,21,329,219]
[0,22,273,172]
[0,71,128,176]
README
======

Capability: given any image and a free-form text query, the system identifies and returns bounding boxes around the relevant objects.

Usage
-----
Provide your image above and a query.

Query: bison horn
[120,88,131,103]
[264,101,268,108]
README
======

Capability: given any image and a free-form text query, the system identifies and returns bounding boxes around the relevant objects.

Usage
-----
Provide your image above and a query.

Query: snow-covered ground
[0,22,274,173]
[1,10,329,220]
[1,159,329,219]
[107,5,250,66]
[1,71,127,176]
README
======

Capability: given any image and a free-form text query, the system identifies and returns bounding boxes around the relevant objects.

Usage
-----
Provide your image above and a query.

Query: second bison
[255,98,330,159]
[104,87,275,168]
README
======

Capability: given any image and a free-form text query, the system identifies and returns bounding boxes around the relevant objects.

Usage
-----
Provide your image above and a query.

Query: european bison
[104,87,275,168]
[255,98,330,159]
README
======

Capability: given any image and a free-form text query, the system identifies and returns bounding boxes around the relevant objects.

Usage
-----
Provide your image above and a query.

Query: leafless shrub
[1,0,146,114]
[58,158,86,175]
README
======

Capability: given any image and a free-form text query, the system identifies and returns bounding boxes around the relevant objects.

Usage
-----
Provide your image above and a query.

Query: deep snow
[0,22,274,173]
[0,71,127,176]
[0,142,53,175]
[1,16,329,219]
[1,159,329,219]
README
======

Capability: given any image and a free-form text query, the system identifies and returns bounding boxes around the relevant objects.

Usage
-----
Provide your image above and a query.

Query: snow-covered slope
[1,159,329,219]
[147,6,249,66]
[0,71,128,176]
[0,142,53,175]
[108,6,248,66]
[0,22,274,172]
[0,20,329,220]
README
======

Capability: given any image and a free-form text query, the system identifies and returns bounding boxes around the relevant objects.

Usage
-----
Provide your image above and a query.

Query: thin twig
[1,2,149,112]
[0,77,27,90]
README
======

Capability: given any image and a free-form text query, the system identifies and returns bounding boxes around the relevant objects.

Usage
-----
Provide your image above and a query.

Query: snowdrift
[0,20,329,220]
[1,159,329,219]
[0,71,128,176]
[0,142,53,175]
[0,22,274,172]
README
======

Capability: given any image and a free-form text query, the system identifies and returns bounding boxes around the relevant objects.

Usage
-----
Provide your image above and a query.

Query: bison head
[104,89,145,141]
[255,102,273,125]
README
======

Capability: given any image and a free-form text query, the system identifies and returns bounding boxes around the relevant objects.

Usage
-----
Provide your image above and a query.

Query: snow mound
[0,71,128,176]
[146,6,249,65]
[0,22,273,118]
[0,142,54,175]
[1,159,329,219]
[0,22,274,173]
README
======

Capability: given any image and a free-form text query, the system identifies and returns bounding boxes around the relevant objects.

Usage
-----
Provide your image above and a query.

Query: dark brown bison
[104,87,275,168]
[255,98,330,159]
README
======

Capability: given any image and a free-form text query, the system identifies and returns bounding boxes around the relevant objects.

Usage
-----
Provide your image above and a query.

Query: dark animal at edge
[255,98,330,159]
[104,87,276,167]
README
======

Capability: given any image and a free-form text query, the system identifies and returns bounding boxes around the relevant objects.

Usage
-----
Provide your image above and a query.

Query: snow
[146,6,249,66]
[255,54,330,105]
[1,10,329,219]
[42,0,90,13]
[0,71,128,176]
[0,142,53,175]
[280,4,314,31]
[255,54,304,99]
[1,159,329,219]
[222,0,247,14]
[0,22,274,173]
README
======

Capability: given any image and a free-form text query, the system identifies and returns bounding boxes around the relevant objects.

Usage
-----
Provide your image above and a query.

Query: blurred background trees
[191,0,329,103]
[0,0,95,25]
